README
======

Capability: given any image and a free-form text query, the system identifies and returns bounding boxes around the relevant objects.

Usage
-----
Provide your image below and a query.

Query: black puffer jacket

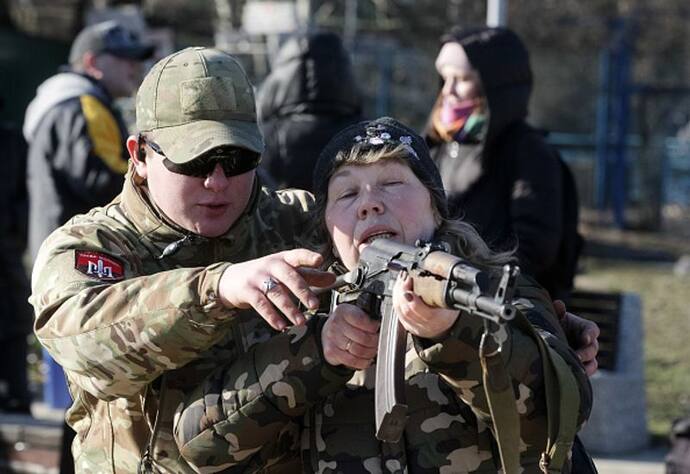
[425,27,572,300]
[258,32,363,191]
[0,124,31,337]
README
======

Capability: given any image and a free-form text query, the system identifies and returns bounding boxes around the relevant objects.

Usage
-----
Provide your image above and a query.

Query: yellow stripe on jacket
[80,95,128,174]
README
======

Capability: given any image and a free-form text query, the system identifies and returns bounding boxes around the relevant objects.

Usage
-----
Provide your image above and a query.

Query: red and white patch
[75,251,124,281]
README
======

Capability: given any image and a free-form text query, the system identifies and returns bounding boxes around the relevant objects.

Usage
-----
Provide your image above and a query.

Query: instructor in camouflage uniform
[30,47,348,473]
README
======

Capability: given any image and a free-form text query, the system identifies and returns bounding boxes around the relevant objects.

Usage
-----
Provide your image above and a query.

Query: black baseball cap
[69,20,155,64]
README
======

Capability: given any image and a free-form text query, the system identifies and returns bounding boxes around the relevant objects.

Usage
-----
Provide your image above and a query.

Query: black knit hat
[313,116,448,217]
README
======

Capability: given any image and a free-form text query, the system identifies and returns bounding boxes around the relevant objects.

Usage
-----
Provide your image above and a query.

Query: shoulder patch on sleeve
[80,95,128,175]
[75,250,125,281]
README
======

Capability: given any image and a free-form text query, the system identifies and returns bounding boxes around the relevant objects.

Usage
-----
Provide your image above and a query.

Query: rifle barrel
[451,263,489,288]
[450,289,516,321]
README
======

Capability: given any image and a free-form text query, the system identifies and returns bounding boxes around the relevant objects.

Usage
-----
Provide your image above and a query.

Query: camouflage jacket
[176,267,592,473]
[30,170,355,473]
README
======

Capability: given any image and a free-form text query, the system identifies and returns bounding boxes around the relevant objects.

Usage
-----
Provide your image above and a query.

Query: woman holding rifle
[174,117,592,473]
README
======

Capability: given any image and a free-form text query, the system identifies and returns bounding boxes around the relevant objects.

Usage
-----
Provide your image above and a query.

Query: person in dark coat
[424,27,577,302]
[257,31,363,191]
[0,120,32,414]
[424,29,597,472]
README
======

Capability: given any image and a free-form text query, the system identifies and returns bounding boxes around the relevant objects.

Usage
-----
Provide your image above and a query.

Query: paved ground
[1,406,672,473]
[0,411,61,474]
[593,446,668,474]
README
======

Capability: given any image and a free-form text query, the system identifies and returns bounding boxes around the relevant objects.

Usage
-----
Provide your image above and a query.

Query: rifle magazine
[375,403,409,443]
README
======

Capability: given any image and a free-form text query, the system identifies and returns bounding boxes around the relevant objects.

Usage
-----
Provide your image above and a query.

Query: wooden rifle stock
[335,239,519,442]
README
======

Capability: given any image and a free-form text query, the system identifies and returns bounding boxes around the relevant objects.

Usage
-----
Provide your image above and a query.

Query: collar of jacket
[118,168,260,261]
[22,71,112,142]
[53,68,114,106]
[75,70,114,104]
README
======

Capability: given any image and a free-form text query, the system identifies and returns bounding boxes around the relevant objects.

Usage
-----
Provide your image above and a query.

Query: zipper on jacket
[138,374,167,473]
[157,234,196,260]
[137,446,153,474]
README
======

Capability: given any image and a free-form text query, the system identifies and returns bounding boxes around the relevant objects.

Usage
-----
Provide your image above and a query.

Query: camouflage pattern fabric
[175,315,354,473]
[30,169,320,473]
[136,47,264,163]
[175,249,592,473]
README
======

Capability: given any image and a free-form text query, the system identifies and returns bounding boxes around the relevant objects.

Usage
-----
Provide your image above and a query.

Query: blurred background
[1,1,689,472]
[3,0,690,229]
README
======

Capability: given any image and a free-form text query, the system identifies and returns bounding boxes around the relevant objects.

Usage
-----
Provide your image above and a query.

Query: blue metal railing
[549,132,690,209]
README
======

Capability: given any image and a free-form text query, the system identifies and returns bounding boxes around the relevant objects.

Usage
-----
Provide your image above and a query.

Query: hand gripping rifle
[326,239,520,445]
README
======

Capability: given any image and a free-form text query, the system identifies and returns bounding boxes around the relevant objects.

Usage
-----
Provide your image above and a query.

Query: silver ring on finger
[345,339,353,352]
[262,277,279,295]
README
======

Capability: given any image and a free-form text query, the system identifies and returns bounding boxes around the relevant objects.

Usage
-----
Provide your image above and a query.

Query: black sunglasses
[139,135,260,178]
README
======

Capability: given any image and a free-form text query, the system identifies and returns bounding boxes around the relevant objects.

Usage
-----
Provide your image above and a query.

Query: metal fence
[551,132,690,226]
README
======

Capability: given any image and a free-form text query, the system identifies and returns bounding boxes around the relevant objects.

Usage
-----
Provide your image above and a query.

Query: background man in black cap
[23,19,154,260]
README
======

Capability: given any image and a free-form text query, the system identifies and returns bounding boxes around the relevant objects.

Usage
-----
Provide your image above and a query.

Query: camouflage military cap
[136,46,264,163]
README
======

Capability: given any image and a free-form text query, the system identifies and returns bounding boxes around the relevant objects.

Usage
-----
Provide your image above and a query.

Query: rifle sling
[480,313,581,474]
[513,314,581,474]
[480,328,521,474]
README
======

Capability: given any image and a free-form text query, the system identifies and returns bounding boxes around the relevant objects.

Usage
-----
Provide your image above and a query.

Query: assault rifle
[326,239,520,443]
